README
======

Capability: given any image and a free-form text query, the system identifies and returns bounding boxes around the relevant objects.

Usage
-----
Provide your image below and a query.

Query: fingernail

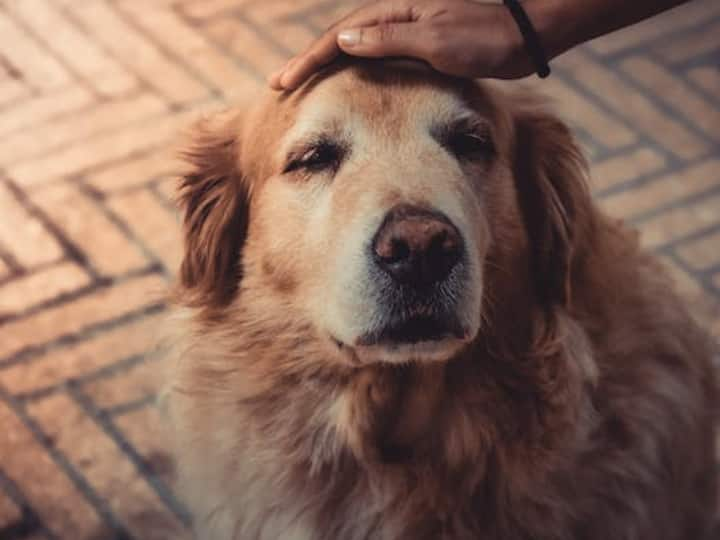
[338,29,361,47]
[279,71,294,90]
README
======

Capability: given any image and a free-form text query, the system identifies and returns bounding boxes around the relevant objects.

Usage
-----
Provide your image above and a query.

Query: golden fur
[164,60,718,540]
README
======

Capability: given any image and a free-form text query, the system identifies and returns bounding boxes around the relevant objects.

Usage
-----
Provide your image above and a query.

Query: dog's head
[176,60,592,366]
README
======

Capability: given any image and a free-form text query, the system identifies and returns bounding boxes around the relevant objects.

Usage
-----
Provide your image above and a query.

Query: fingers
[275,31,343,90]
[268,0,534,90]
[336,23,430,59]
[269,1,415,90]
[268,60,293,90]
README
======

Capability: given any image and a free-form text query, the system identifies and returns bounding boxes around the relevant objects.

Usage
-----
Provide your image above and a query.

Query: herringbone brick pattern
[0,1,718,538]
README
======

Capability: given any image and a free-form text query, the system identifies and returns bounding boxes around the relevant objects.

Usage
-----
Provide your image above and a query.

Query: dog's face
[250,63,508,365]
[178,61,589,366]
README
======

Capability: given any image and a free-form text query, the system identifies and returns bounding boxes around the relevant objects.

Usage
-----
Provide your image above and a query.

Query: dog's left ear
[176,112,249,311]
[511,101,595,310]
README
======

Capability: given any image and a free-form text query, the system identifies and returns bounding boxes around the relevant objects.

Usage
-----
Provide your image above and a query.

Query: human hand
[268,0,539,91]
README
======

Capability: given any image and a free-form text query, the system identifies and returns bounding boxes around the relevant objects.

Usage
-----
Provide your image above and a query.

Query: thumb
[337,23,427,59]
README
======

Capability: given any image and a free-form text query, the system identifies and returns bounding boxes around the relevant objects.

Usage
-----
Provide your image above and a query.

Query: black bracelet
[503,0,551,79]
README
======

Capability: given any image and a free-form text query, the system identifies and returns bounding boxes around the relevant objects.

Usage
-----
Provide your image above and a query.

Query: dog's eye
[445,130,495,162]
[284,141,343,174]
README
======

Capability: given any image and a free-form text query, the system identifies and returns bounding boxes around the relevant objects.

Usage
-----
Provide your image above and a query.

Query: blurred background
[0,0,718,538]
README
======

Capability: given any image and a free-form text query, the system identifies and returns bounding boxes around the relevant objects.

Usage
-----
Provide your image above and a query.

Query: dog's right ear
[176,112,248,311]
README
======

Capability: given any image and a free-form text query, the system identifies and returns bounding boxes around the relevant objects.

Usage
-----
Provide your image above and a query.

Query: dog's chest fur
[169,313,599,540]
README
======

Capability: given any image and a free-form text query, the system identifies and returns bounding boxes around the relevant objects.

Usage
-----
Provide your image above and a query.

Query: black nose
[372,205,463,288]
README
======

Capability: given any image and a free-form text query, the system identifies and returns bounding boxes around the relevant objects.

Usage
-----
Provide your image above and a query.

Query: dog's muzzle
[360,204,468,346]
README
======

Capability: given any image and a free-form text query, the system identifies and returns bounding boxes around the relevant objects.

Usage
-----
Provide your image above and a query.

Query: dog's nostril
[388,237,410,263]
[429,230,452,256]
[375,236,409,263]
[372,205,462,288]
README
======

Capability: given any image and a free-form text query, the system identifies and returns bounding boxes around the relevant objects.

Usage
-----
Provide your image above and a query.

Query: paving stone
[0,93,168,165]
[674,231,720,271]
[561,50,709,161]
[203,17,288,77]
[0,183,64,269]
[586,0,720,56]
[0,489,21,526]
[8,109,202,187]
[0,401,103,537]
[86,146,181,194]
[6,0,138,98]
[154,177,179,205]
[0,262,91,317]
[590,147,666,193]
[621,57,720,142]
[31,184,149,276]
[654,20,720,64]
[82,354,163,411]
[534,76,637,151]
[635,193,720,250]
[658,256,720,330]
[180,0,253,19]
[599,159,720,219]
[244,0,325,52]
[113,405,177,489]
[0,274,166,361]
[0,79,29,107]
[0,86,95,138]
[28,394,187,540]
[106,188,183,274]
[0,312,165,397]
[689,67,720,96]
[64,0,209,105]
[117,1,262,98]
[0,12,72,90]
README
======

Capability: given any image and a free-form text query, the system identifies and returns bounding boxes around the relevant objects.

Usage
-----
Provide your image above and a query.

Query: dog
[163,59,718,540]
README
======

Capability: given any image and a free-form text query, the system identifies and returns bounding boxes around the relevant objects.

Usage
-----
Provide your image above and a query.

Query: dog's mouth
[328,270,478,363]
[356,314,467,347]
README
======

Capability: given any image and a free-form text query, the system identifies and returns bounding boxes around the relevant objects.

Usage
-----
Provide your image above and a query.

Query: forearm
[524,0,692,59]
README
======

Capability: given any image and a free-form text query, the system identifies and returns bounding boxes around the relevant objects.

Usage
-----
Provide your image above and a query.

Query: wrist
[499,0,555,78]
[497,3,525,62]
[521,0,574,61]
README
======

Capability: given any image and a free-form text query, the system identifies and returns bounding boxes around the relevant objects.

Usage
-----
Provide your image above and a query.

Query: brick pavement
[0,1,718,538]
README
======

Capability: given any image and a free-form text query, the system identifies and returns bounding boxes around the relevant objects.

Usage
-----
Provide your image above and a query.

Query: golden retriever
[163,60,718,540]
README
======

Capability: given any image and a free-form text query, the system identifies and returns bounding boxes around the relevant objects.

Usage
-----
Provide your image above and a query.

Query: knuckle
[425,26,447,55]
[375,22,396,43]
